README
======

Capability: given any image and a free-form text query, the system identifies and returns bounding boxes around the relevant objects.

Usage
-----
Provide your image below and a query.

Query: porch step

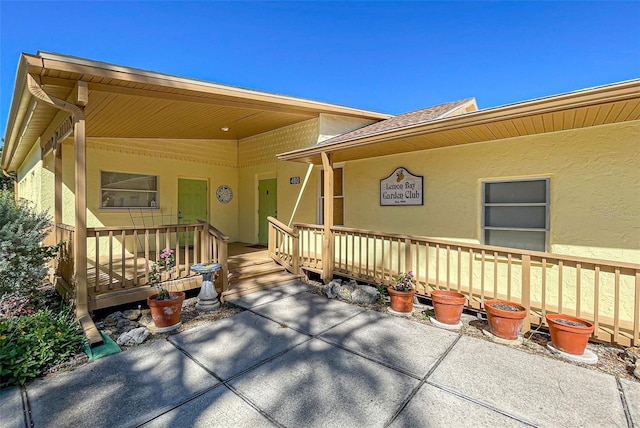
[228,251,285,282]
[221,271,302,303]
[229,262,286,283]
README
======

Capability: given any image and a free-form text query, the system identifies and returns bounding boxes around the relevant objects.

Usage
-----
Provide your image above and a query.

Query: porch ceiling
[2,52,389,172]
[279,79,640,164]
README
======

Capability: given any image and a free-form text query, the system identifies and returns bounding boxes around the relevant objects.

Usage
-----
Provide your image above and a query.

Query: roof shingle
[316,98,476,147]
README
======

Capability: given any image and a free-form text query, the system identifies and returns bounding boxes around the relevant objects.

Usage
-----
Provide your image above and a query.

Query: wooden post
[74,116,88,312]
[220,239,229,292]
[521,254,531,332]
[292,229,300,275]
[268,221,276,258]
[404,238,412,274]
[321,152,334,283]
[54,145,62,242]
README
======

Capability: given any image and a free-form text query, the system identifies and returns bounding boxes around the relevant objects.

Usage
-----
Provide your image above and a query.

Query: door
[178,178,208,245]
[258,178,277,244]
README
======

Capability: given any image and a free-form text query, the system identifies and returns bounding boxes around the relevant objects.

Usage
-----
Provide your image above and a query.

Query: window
[482,178,549,252]
[101,171,158,208]
[319,167,344,225]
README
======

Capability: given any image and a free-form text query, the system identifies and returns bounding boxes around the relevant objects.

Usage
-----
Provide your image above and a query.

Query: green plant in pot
[387,272,416,315]
[147,248,185,332]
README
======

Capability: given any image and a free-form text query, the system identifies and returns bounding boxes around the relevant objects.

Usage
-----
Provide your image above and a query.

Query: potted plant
[388,272,416,315]
[147,248,185,332]
[484,299,527,340]
[431,290,466,325]
[546,313,594,355]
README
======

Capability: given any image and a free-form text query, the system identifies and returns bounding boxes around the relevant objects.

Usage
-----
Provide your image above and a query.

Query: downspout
[25,74,100,345]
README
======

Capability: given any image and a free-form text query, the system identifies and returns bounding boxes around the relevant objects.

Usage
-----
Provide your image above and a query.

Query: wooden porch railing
[53,224,75,290]
[267,216,299,274]
[72,220,229,310]
[197,219,230,293]
[268,222,640,347]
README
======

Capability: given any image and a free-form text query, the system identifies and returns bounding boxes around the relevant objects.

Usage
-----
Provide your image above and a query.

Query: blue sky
[1,1,639,142]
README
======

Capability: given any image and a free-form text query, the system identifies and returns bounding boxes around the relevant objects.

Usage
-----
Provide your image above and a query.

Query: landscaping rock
[325,279,380,304]
[334,281,357,301]
[103,311,122,327]
[122,309,141,321]
[116,327,150,346]
[138,314,154,328]
[116,318,131,329]
[351,286,380,304]
[322,282,337,299]
[635,361,640,380]
[625,347,640,364]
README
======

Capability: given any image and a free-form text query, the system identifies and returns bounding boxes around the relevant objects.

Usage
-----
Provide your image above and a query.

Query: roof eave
[277,79,640,163]
[1,54,41,171]
[36,51,390,120]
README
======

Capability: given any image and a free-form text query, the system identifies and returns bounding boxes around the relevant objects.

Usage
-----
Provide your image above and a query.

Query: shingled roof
[316,98,477,147]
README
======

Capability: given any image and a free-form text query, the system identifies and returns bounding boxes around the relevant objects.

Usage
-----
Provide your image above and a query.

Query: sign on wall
[380,167,423,206]
[290,176,301,185]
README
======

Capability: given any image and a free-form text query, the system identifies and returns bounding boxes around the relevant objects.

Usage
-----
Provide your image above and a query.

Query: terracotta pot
[546,314,594,355]
[431,290,466,325]
[485,299,527,340]
[387,287,415,314]
[147,291,185,329]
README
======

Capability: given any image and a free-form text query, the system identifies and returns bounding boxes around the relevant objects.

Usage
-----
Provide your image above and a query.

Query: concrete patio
[1,282,638,427]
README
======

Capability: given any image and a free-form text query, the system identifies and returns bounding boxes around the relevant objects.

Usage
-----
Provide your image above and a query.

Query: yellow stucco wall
[337,120,639,324]
[238,119,320,242]
[17,139,45,213]
[343,120,640,263]
[318,113,377,143]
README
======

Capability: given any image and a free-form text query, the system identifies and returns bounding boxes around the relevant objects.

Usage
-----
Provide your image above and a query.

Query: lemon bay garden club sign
[380,167,424,206]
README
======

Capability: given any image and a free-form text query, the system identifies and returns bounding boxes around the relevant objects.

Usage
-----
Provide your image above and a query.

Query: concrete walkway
[2,282,638,427]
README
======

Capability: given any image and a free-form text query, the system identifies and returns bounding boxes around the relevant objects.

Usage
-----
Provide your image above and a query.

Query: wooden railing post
[404,238,412,274]
[268,222,275,258]
[220,239,229,292]
[292,227,300,275]
[521,254,531,333]
[321,152,334,283]
[634,270,640,346]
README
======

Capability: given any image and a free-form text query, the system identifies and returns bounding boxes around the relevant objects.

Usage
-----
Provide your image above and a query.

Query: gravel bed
[304,280,638,383]
[45,280,638,384]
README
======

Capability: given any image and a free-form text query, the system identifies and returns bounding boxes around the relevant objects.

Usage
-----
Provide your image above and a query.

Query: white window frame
[100,170,159,209]
[481,177,550,252]
[318,165,344,225]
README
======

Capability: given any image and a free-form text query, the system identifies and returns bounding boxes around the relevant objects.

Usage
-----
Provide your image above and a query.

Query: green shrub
[0,190,60,297]
[0,306,85,386]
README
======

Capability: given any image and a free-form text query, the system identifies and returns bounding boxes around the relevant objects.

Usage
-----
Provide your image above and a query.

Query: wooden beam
[54,144,62,239]
[321,152,334,283]
[74,117,88,316]
[75,81,88,106]
[25,74,100,346]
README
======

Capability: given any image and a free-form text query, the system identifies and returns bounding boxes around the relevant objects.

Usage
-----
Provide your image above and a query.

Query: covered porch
[268,80,640,348]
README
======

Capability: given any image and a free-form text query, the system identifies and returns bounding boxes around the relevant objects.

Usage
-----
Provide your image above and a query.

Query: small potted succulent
[147,248,185,332]
[388,272,416,315]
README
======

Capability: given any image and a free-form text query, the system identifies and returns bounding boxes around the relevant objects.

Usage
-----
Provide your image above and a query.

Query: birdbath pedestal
[190,262,222,311]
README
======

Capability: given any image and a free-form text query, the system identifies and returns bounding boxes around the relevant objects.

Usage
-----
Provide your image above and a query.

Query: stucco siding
[343,120,640,263]
[237,119,320,242]
[17,140,44,213]
[318,113,377,143]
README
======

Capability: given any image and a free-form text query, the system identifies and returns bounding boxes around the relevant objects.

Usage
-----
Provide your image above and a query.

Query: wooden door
[178,178,208,245]
[258,178,277,244]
